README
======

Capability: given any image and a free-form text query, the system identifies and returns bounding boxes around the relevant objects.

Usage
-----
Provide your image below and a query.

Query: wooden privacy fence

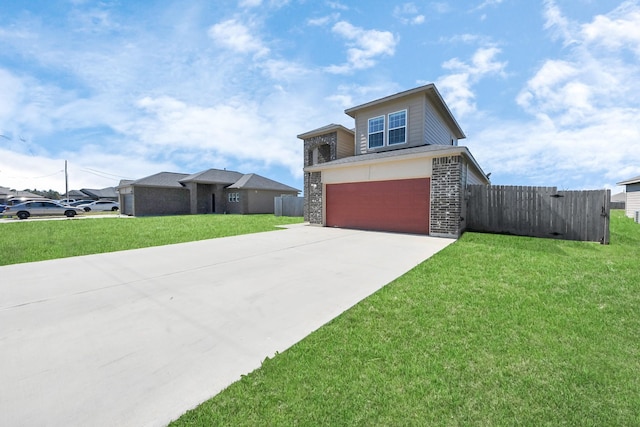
[466,185,610,244]
[274,196,304,217]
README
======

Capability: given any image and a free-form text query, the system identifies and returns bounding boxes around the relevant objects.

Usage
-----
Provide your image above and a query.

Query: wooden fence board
[467,185,610,244]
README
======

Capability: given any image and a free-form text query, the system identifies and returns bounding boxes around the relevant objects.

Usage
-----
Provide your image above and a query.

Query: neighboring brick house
[117,168,299,216]
[298,83,489,238]
[616,175,640,220]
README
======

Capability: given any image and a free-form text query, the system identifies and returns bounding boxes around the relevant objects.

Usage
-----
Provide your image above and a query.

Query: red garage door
[326,178,430,234]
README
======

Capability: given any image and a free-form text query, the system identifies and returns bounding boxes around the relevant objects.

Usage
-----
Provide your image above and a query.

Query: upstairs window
[388,110,406,145]
[368,116,384,148]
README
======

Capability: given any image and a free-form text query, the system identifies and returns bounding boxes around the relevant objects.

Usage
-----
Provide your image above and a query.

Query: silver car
[3,201,84,220]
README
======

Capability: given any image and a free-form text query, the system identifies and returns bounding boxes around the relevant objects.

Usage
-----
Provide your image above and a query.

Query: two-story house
[298,83,489,237]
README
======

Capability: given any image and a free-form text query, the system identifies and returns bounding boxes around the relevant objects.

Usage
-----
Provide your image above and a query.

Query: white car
[77,200,120,212]
[3,201,84,220]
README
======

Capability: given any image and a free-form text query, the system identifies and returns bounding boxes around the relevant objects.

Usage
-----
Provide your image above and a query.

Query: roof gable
[179,168,244,185]
[227,173,300,192]
[344,83,465,139]
[129,172,190,188]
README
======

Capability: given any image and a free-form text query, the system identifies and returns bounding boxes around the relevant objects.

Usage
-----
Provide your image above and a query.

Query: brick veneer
[430,155,463,237]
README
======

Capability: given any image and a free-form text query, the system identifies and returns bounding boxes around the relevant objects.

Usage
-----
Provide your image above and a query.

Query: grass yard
[171,210,640,426]
[0,214,303,266]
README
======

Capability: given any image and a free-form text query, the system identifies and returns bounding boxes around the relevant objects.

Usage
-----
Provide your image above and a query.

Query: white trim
[388,109,407,146]
[367,115,385,149]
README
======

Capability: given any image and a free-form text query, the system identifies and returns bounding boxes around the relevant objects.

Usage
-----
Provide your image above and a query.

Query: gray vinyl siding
[336,129,355,159]
[625,183,640,218]
[425,100,455,145]
[354,93,425,155]
[466,164,487,185]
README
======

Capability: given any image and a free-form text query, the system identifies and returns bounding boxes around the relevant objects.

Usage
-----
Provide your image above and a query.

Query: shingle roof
[120,169,299,193]
[617,175,640,185]
[128,172,190,188]
[81,187,118,199]
[305,144,460,168]
[304,144,488,184]
[297,123,354,140]
[227,173,300,192]
[179,168,244,185]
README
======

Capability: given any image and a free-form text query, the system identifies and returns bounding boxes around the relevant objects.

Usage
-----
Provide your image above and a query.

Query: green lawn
[171,210,640,426]
[0,214,303,266]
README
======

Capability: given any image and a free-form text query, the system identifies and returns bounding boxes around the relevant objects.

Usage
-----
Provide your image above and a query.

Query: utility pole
[65,160,69,201]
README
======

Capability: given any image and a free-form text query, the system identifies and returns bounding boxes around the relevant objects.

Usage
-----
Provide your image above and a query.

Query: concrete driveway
[0,224,454,426]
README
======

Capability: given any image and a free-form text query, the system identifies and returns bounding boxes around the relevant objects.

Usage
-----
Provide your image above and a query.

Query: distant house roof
[227,173,300,192]
[617,175,640,186]
[68,189,89,198]
[81,187,118,199]
[179,168,244,185]
[119,169,299,193]
[343,83,466,140]
[12,190,42,199]
[126,172,190,188]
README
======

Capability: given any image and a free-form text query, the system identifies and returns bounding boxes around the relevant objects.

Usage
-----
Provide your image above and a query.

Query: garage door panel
[326,178,430,234]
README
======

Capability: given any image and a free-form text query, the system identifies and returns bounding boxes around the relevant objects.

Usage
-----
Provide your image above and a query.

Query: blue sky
[1,0,638,194]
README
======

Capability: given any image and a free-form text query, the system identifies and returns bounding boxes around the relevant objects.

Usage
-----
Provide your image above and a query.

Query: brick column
[430,156,463,237]
[302,131,337,224]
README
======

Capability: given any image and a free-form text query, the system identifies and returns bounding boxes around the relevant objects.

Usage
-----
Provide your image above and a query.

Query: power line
[81,168,133,180]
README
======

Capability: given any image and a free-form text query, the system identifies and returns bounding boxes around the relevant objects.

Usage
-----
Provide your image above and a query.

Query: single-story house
[298,83,489,238]
[616,175,640,220]
[80,187,118,201]
[610,192,626,210]
[117,168,299,216]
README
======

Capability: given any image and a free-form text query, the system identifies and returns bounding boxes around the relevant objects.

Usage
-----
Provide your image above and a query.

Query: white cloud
[581,1,640,57]
[0,69,23,120]
[208,19,270,57]
[128,95,302,176]
[437,46,507,116]
[307,13,340,27]
[543,0,578,45]
[327,1,348,11]
[325,21,398,74]
[239,0,262,7]
[393,3,425,25]
[474,0,503,10]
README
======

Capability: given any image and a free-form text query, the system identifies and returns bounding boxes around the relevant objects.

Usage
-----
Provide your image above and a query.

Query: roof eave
[297,124,354,140]
[304,145,488,183]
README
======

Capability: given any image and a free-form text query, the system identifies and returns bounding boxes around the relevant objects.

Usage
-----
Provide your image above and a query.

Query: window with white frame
[388,110,406,145]
[228,193,239,202]
[368,116,384,148]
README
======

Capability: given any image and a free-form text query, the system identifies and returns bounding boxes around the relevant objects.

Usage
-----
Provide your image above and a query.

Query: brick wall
[430,155,463,237]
